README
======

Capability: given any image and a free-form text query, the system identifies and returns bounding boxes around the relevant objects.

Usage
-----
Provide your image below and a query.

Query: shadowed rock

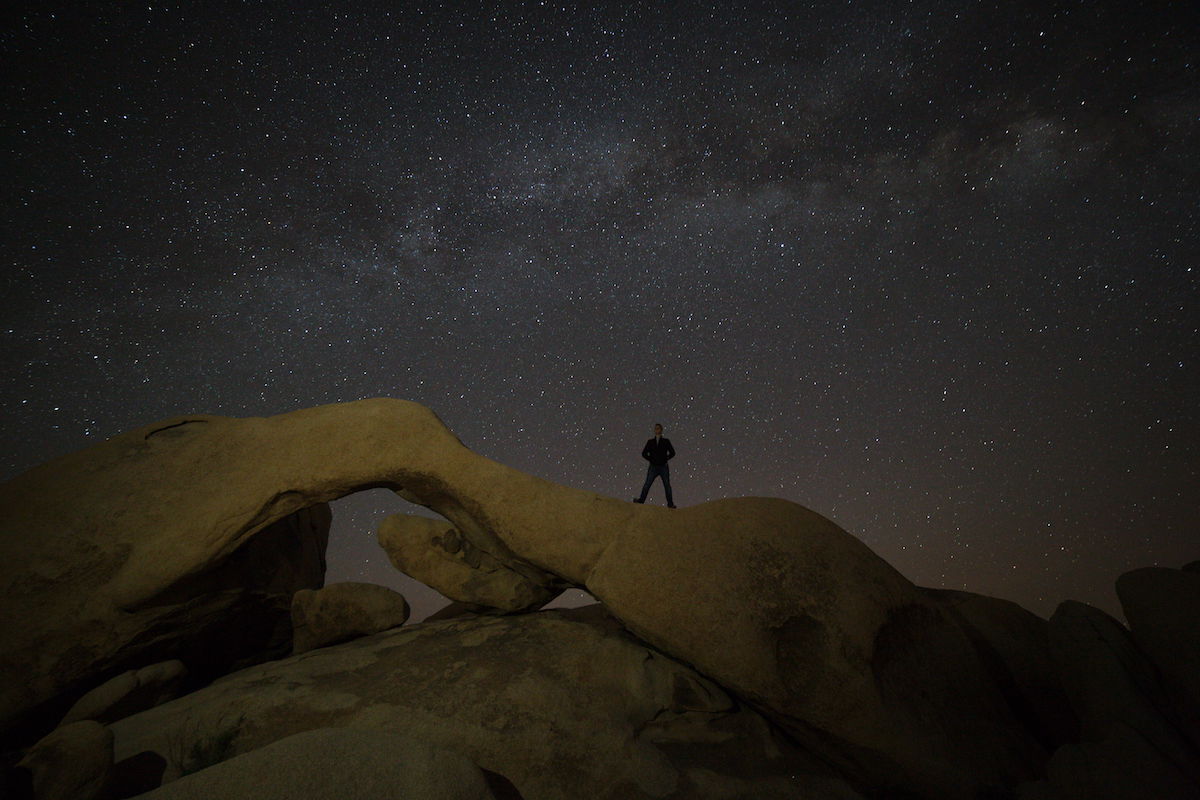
[0,476,329,747]
[1116,566,1200,721]
[109,607,843,799]
[130,728,499,800]
[18,720,113,800]
[923,588,1078,752]
[61,660,187,727]
[1046,601,1200,786]
[1016,720,1199,800]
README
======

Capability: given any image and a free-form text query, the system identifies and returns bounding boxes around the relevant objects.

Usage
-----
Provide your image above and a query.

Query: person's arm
[642,440,652,461]
[666,439,675,460]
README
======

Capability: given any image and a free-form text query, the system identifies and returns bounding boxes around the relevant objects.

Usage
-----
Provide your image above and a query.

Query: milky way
[3,1,1196,619]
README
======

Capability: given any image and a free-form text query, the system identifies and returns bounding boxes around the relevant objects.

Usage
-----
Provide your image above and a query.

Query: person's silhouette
[633,423,676,508]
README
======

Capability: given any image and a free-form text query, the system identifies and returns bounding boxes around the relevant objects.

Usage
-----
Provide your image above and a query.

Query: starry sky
[3,1,1196,621]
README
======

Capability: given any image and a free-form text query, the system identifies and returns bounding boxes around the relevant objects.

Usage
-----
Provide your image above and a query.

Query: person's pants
[638,463,674,506]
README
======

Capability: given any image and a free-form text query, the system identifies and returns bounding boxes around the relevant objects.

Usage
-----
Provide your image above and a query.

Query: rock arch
[1,398,1044,797]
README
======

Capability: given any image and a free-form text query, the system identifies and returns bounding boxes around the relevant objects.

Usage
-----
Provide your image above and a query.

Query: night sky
[3,1,1196,622]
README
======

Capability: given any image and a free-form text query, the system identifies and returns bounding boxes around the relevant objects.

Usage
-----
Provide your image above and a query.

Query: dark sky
[3,1,1196,621]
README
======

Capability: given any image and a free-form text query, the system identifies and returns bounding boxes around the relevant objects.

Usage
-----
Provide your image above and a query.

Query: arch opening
[325,488,454,622]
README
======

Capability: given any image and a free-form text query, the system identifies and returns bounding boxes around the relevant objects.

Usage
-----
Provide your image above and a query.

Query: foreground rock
[1040,601,1200,792]
[61,661,187,727]
[17,720,113,800]
[1116,566,1200,719]
[1017,721,1199,800]
[291,582,410,654]
[109,607,853,800]
[378,514,562,612]
[130,727,499,800]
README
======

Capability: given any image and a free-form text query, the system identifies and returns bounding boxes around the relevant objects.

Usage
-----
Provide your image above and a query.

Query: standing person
[633,423,676,508]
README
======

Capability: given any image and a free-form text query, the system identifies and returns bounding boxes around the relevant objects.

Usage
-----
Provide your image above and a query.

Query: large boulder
[61,660,188,727]
[578,499,1045,797]
[1046,601,1200,786]
[108,607,849,799]
[378,514,561,612]
[128,727,499,800]
[923,588,1078,751]
[1115,566,1200,719]
[17,720,113,800]
[291,582,410,654]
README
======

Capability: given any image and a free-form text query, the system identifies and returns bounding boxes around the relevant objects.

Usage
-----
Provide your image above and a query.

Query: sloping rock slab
[61,660,187,727]
[18,720,113,800]
[109,608,849,800]
[129,727,498,800]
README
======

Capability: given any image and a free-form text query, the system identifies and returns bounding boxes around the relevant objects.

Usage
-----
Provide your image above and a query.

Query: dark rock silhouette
[1116,566,1200,723]
[922,588,1078,752]
[17,720,113,800]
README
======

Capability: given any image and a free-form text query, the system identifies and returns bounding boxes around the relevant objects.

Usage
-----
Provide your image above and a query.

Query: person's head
[654,423,663,436]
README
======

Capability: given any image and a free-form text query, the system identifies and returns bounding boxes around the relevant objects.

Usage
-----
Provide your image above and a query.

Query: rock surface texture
[129,727,499,800]
[291,581,411,654]
[378,514,562,612]
[1116,566,1200,717]
[922,588,1078,752]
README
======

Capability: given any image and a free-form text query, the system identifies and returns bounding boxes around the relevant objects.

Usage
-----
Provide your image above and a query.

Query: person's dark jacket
[642,436,675,466]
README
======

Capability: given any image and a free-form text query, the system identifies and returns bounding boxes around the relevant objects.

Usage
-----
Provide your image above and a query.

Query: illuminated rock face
[2,398,1054,797]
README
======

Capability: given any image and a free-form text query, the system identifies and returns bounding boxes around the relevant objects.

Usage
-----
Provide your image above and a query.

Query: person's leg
[661,463,675,507]
[635,465,657,503]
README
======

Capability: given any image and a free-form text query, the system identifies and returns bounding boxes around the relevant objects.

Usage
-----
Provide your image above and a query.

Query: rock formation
[108,606,846,799]
[290,581,410,654]
[378,514,562,612]
[921,588,1078,752]
[128,728,500,800]
[1,398,1197,799]
[17,720,114,800]
[60,661,188,728]
[1013,599,1200,798]
[0,470,329,747]
[1116,566,1200,716]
